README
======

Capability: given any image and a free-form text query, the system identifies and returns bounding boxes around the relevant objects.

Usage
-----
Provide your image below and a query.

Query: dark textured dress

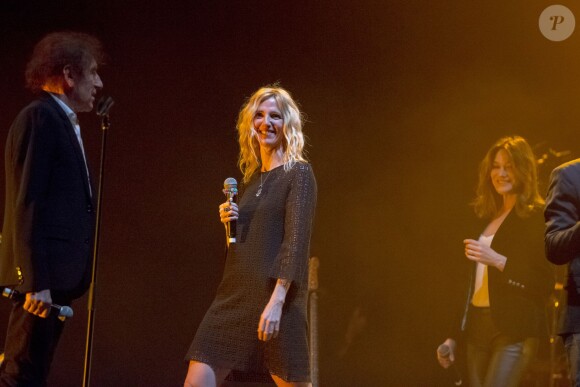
[186,162,317,382]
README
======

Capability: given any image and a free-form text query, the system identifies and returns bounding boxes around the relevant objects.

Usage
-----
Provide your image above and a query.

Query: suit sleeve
[12,105,59,291]
[545,167,580,265]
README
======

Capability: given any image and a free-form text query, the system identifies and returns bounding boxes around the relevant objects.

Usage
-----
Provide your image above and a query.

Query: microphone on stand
[1,287,74,320]
[223,178,238,244]
[96,95,114,131]
[96,96,114,117]
[437,343,462,386]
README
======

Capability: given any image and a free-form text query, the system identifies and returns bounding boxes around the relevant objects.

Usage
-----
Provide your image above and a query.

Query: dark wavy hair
[25,31,105,93]
[472,136,544,219]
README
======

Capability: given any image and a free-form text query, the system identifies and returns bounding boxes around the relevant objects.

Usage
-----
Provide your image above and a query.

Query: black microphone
[1,287,74,321]
[223,178,238,244]
[437,344,462,386]
[96,95,114,117]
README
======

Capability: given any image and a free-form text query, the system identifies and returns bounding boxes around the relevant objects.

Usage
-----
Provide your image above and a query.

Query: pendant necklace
[256,170,272,197]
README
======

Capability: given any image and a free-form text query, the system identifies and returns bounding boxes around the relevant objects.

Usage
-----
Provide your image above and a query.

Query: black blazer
[462,209,554,338]
[545,159,580,334]
[0,92,95,297]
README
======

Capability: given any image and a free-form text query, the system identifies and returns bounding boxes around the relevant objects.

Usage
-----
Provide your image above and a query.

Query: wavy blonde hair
[472,135,544,219]
[237,86,307,183]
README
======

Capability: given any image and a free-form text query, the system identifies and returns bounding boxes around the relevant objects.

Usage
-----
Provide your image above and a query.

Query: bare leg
[271,373,312,387]
[183,361,230,387]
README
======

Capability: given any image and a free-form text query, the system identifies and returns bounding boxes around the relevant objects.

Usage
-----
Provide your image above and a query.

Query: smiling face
[66,57,103,112]
[490,148,517,196]
[253,97,284,151]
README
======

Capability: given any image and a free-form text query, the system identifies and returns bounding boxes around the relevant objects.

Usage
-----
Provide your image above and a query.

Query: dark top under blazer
[0,92,95,296]
[545,159,580,335]
[462,209,553,338]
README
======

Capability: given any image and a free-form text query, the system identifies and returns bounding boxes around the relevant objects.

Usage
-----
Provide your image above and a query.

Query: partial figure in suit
[0,31,105,386]
[437,136,554,387]
[545,158,580,386]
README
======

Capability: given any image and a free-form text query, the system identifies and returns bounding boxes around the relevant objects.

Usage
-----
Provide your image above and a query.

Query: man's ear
[63,65,75,88]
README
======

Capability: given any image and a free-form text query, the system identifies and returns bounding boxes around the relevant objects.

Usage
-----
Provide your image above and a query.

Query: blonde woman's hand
[219,201,238,224]
[258,299,283,341]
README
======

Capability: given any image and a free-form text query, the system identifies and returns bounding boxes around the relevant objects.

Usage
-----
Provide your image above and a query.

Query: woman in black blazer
[437,136,553,387]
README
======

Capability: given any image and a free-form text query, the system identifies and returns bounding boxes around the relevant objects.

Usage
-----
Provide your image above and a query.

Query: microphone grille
[96,96,115,116]
[437,344,450,356]
[60,306,74,318]
[224,177,237,190]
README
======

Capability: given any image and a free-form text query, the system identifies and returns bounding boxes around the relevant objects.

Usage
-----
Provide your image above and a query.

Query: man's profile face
[68,58,103,113]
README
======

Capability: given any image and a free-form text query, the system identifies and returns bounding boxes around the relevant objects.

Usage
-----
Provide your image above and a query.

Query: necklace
[256,170,272,197]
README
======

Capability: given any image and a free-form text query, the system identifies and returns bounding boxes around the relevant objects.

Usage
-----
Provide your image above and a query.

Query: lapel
[41,92,93,200]
[489,209,518,252]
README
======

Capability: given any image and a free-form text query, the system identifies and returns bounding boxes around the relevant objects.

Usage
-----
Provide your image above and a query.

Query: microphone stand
[83,96,114,387]
[308,257,320,387]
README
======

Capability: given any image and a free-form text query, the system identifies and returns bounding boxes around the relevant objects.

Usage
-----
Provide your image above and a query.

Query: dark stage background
[0,1,579,385]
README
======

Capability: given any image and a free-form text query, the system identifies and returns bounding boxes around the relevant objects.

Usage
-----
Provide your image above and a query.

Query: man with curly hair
[0,31,105,386]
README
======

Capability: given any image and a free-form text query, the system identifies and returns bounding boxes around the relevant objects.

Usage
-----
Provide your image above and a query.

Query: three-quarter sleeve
[269,163,317,283]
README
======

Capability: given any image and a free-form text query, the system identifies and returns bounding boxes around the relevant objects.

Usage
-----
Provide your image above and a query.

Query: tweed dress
[186,162,317,381]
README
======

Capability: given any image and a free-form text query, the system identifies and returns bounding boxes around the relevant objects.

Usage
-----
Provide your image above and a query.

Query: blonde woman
[437,136,553,387]
[184,86,316,387]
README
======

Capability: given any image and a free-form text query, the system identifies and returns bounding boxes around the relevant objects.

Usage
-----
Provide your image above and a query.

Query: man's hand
[23,289,52,318]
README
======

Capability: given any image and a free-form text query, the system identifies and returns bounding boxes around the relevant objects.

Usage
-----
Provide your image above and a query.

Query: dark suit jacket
[461,209,554,338]
[545,159,580,334]
[0,92,95,297]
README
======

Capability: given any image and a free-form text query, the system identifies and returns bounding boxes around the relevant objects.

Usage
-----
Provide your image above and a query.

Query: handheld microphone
[437,344,462,386]
[1,287,74,321]
[223,178,238,244]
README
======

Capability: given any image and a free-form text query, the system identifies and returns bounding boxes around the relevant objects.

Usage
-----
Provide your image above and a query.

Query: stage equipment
[437,343,463,386]
[308,256,320,387]
[1,287,73,321]
[223,178,238,244]
[82,95,114,387]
